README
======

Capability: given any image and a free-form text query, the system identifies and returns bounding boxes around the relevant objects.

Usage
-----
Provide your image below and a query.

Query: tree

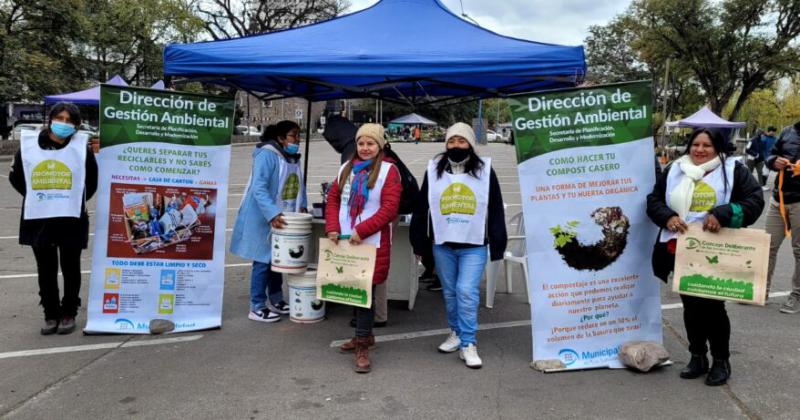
[585,16,705,131]
[77,0,203,86]
[0,0,86,105]
[194,0,350,40]
[585,0,800,120]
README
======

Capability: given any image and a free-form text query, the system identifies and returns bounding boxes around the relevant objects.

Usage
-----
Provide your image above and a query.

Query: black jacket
[9,130,98,248]
[410,161,507,261]
[646,159,764,281]
[767,122,800,203]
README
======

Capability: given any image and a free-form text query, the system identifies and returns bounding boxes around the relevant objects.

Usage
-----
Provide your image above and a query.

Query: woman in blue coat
[231,121,307,323]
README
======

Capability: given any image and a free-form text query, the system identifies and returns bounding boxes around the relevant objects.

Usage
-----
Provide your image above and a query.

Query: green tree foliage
[730,77,800,132]
[0,0,202,107]
[585,0,800,121]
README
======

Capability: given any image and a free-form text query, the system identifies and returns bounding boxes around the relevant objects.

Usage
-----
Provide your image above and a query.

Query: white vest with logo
[660,159,735,242]
[338,161,393,247]
[428,157,491,245]
[20,130,87,220]
[263,144,305,213]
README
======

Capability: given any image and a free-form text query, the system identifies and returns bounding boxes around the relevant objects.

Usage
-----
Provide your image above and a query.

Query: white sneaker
[437,331,461,353]
[248,309,281,323]
[459,344,483,369]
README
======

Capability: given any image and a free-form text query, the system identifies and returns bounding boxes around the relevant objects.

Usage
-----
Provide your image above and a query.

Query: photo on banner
[509,81,663,370]
[85,85,234,334]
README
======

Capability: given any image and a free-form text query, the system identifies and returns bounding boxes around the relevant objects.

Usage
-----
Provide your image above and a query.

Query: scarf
[348,159,373,228]
[667,154,722,220]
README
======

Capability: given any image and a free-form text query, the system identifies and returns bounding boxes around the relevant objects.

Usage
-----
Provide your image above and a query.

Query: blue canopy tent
[164,0,585,103]
[163,0,586,179]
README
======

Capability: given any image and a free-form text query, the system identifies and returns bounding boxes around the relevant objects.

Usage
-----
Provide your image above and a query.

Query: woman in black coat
[647,128,763,386]
[9,103,98,335]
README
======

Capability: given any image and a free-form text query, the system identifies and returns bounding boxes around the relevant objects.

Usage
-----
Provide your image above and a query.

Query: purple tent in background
[665,106,746,129]
[44,75,128,105]
[150,80,165,90]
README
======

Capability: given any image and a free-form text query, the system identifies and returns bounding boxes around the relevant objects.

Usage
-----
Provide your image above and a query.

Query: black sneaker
[41,319,58,335]
[57,317,76,335]
[427,277,442,292]
[248,309,281,323]
[268,300,290,315]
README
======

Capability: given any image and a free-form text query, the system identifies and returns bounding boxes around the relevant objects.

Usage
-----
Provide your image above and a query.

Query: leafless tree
[193,0,351,40]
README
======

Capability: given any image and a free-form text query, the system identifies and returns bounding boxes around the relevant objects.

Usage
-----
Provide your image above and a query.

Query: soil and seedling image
[550,206,630,271]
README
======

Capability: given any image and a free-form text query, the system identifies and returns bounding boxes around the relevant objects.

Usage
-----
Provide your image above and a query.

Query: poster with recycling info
[509,81,663,369]
[85,85,234,334]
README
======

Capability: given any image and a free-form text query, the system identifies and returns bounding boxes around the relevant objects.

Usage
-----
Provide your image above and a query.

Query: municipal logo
[558,348,579,366]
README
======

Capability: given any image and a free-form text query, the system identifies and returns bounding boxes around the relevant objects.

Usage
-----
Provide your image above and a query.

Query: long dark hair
[684,127,729,195]
[435,146,485,179]
[49,102,81,126]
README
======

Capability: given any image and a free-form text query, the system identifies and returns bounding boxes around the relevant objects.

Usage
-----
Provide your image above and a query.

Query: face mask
[285,143,300,154]
[445,147,470,163]
[50,121,76,139]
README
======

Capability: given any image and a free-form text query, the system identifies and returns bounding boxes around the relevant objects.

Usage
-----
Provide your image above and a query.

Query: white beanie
[355,123,386,149]
[445,122,477,148]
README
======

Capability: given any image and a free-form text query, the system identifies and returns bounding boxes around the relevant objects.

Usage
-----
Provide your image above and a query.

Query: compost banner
[509,81,662,370]
[85,85,234,334]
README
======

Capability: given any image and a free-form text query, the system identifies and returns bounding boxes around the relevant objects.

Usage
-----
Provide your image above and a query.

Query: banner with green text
[510,81,663,369]
[85,85,234,334]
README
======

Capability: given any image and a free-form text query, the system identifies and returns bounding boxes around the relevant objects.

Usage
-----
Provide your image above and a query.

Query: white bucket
[288,268,325,323]
[271,212,313,274]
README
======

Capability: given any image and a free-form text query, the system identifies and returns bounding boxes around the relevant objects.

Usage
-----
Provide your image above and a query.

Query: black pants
[680,294,730,359]
[32,245,83,320]
[355,286,377,337]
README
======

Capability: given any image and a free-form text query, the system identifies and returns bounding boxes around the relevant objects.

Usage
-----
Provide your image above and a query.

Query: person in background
[410,122,507,369]
[647,128,763,386]
[413,125,421,145]
[322,115,357,164]
[231,120,307,323]
[746,126,777,189]
[9,102,98,335]
[765,121,800,314]
[326,123,401,373]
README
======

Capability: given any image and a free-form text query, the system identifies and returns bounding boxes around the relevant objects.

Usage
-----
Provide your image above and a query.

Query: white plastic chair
[485,211,530,308]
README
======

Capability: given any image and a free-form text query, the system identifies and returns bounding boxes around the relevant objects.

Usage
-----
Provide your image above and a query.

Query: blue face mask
[285,143,300,154]
[50,121,76,139]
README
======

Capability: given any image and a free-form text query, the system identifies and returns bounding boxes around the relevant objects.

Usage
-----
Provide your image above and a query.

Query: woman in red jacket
[325,123,402,373]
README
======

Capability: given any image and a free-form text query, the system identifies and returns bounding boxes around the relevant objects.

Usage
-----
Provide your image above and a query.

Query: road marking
[329,294,792,347]
[0,262,252,280]
[0,334,203,360]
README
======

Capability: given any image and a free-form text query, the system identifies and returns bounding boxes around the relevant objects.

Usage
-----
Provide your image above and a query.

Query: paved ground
[0,141,797,419]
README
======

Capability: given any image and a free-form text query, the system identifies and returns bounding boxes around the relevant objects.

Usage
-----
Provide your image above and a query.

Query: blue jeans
[433,244,487,347]
[250,261,284,311]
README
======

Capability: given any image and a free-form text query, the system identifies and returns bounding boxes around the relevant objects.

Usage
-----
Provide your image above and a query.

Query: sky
[346,0,632,45]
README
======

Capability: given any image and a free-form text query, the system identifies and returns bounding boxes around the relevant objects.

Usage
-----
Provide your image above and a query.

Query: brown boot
[339,336,376,353]
[354,336,372,373]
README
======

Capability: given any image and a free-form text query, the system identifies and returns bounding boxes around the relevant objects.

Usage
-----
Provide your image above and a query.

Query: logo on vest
[690,181,717,212]
[31,160,72,190]
[440,182,477,215]
[282,173,300,200]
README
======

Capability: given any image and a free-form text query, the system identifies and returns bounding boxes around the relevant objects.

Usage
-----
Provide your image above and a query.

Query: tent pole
[303,98,312,191]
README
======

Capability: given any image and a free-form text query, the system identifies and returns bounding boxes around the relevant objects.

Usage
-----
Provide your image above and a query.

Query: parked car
[486,130,506,142]
[11,123,44,141]
[235,125,261,136]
